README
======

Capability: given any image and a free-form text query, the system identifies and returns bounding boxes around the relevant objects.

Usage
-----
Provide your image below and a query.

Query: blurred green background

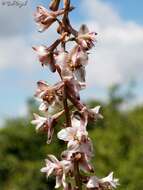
[0,84,143,190]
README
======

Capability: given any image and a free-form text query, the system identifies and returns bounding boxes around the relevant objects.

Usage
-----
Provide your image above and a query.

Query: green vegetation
[0,85,143,190]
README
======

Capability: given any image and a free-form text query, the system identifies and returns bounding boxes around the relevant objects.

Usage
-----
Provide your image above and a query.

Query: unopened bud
[63,0,70,8]
[49,0,60,11]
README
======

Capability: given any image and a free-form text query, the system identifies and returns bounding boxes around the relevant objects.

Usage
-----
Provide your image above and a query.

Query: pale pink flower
[35,80,64,112]
[31,113,55,143]
[55,51,86,98]
[34,6,56,32]
[32,45,56,71]
[77,32,97,50]
[81,105,103,121]
[68,46,88,83]
[64,138,93,173]
[55,49,87,84]
[77,25,97,50]
[31,113,47,131]
[41,155,73,189]
[31,110,64,143]
[57,112,89,155]
[34,6,66,32]
[61,146,93,174]
[55,51,69,70]
[87,172,119,189]
[57,114,88,143]
[65,77,85,101]
[58,113,94,173]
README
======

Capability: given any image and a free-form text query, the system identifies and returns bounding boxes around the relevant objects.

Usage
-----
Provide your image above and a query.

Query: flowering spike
[31,0,119,189]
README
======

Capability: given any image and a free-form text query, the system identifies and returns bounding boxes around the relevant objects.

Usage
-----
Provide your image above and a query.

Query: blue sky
[103,0,143,25]
[0,0,143,125]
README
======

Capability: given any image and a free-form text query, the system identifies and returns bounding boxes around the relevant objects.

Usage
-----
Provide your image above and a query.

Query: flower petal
[55,175,62,188]
[87,176,99,188]
[48,155,59,164]
[57,127,77,141]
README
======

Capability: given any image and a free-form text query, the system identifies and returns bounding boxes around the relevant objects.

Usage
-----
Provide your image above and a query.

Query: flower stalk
[31,1,119,189]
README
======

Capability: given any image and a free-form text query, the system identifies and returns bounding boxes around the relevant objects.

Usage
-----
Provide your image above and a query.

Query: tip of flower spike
[79,24,89,35]
[49,0,61,11]
[32,46,37,51]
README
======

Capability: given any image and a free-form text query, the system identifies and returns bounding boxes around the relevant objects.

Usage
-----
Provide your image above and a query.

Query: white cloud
[80,0,143,88]
[0,36,35,71]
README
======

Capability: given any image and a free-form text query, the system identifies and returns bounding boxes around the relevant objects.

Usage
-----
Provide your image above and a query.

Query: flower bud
[63,0,70,8]
[49,0,60,11]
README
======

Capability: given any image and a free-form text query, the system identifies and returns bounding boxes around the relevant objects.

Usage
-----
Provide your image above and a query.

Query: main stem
[63,84,82,189]
[74,160,82,190]
[63,84,71,127]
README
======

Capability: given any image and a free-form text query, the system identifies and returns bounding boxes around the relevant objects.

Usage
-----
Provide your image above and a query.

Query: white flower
[34,6,65,32]
[77,25,97,50]
[31,113,47,131]
[31,110,64,143]
[87,172,119,189]
[82,105,103,121]
[58,113,94,173]
[41,155,72,189]
[32,46,56,72]
[31,113,54,143]
[57,115,88,143]
[68,46,88,83]
[100,172,119,188]
[35,80,64,112]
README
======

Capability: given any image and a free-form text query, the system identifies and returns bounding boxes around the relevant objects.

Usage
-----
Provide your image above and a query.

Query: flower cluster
[31,0,119,189]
